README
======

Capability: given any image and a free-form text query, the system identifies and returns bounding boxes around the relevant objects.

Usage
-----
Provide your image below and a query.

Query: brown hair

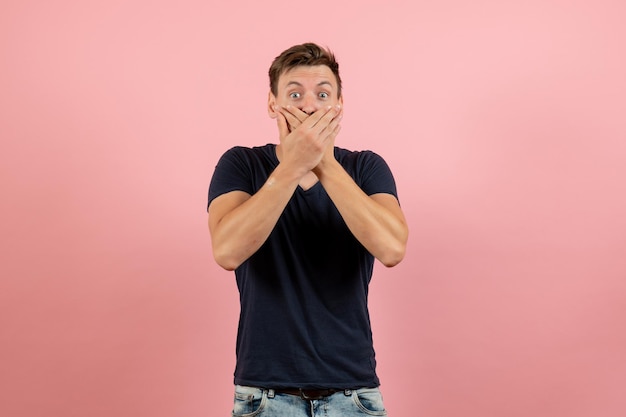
[269,43,342,98]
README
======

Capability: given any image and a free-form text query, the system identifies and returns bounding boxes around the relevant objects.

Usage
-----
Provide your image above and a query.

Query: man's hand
[276,104,342,177]
[277,105,309,133]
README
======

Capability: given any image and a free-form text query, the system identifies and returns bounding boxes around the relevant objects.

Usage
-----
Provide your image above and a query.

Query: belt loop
[344,389,352,396]
[267,389,275,399]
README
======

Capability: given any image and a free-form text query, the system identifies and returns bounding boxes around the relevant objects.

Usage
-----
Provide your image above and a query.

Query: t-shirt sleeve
[207,147,254,209]
[357,151,399,200]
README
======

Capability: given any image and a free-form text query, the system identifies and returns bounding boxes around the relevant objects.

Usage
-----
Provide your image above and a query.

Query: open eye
[290,92,301,99]
[319,92,329,99]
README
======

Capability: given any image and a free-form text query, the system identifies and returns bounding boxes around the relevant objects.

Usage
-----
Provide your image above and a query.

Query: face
[268,65,342,117]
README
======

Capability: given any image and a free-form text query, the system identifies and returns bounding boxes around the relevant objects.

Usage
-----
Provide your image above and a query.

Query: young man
[208,43,408,417]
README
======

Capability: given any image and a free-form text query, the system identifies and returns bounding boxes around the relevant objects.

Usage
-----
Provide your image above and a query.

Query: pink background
[1,1,625,416]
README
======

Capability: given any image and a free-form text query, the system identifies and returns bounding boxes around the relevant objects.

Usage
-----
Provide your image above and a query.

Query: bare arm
[313,159,408,267]
[208,164,301,271]
[278,106,408,267]
[208,105,342,270]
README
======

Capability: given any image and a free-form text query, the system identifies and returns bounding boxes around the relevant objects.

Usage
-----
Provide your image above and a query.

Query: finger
[279,106,305,131]
[314,106,342,136]
[298,105,332,130]
[276,111,290,140]
[282,105,309,124]
[310,105,342,132]
[281,105,311,132]
[319,123,341,158]
[322,111,342,141]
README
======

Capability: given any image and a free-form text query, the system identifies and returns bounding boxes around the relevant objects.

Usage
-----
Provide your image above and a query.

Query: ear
[268,92,278,119]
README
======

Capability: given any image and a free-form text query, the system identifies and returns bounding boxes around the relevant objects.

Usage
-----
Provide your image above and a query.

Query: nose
[299,93,319,115]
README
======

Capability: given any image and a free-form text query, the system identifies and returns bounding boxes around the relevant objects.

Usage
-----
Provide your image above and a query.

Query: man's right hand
[276,105,309,133]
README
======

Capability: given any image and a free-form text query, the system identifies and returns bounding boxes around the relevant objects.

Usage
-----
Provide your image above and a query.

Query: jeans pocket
[232,385,267,417]
[352,387,387,416]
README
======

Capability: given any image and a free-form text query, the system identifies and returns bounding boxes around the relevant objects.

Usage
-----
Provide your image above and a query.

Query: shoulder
[334,147,398,196]
[219,144,275,161]
[215,144,276,170]
[335,146,385,159]
[208,144,276,208]
[334,147,389,170]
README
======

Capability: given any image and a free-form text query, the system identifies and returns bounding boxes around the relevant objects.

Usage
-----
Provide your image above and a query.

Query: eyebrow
[286,81,333,88]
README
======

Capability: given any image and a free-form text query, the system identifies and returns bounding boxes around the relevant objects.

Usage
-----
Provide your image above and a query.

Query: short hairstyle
[269,43,342,98]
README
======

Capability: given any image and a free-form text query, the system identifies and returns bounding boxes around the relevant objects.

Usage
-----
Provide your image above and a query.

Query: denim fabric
[231,385,387,417]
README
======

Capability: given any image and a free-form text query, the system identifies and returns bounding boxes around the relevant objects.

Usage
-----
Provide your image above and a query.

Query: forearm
[209,163,301,270]
[314,160,408,267]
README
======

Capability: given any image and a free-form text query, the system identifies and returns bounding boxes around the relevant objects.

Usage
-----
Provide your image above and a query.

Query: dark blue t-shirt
[208,144,398,389]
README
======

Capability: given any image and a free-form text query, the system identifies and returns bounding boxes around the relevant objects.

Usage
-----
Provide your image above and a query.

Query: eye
[289,92,301,99]
[319,92,329,99]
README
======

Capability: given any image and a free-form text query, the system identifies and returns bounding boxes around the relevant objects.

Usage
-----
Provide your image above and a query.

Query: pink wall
[1,1,625,416]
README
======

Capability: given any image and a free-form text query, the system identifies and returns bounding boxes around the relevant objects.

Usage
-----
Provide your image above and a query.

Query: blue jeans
[231,385,387,417]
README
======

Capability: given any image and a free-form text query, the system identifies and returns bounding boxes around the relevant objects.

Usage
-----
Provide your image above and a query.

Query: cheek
[273,97,290,108]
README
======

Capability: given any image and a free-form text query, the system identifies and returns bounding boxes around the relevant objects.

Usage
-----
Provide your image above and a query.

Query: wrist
[276,160,309,183]
[312,155,339,179]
